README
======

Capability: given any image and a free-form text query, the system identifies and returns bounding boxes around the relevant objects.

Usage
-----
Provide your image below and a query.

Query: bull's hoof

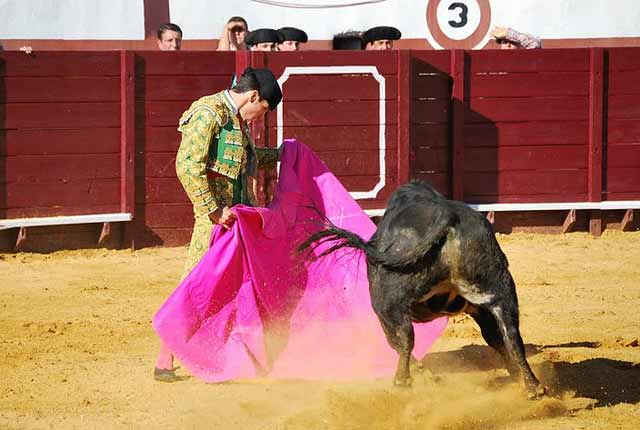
[393,376,413,388]
[410,358,424,373]
[526,384,548,400]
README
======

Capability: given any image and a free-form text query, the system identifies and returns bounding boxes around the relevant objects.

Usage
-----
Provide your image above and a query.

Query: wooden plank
[137,76,233,101]
[607,168,640,193]
[607,95,640,119]
[469,49,590,73]
[464,121,589,147]
[467,97,588,123]
[607,119,640,144]
[604,191,640,200]
[0,51,121,76]
[412,146,449,173]
[135,153,177,178]
[3,154,120,182]
[139,126,181,153]
[140,178,189,204]
[588,48,604,202]
[4,102,120,129]
[3,179,120,209]
[397,50,411,186]
[410,73,451,99]
[267,125,386,151]
[607,48,640,71]
[315,150,398,177]
[470,72,589,98]
[450,50,466,201]
[411,51,453,74]
[608,71,640,95]
[410,99,450,124]
[411,124,449,148]
[463,193,589,204]
[3,77,120,102]
[464,170,588,198]
[606,144,640,167]
[134,51,235,76]
[4,204,121,219]
[335,175,397,191]
[3,128,120,155]
[279,74,398,101]
[264,50,399,75]
[278,100,398,127]
[463,146,588,172]
[137,101,191,127]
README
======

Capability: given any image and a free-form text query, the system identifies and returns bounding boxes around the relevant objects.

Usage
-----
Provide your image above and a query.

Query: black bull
[300,181,545,398]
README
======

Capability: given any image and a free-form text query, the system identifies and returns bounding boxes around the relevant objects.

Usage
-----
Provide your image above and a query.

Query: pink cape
[153,139,447,382]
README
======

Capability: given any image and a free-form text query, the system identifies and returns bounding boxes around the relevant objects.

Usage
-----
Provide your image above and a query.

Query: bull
[300,181,545,398]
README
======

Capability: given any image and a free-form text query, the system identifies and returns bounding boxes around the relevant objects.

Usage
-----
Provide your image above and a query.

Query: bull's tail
[298,226,379,263]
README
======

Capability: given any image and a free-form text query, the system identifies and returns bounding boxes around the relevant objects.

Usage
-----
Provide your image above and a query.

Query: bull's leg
[469,306,520,377]
[371,295,415,386]
[380,314,415,387]
[369,268,418,387]
[488,299,545,399]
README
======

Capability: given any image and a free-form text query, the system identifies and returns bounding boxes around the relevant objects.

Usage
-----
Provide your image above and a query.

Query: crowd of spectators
[156,16,541,52]
[1,18,540,53]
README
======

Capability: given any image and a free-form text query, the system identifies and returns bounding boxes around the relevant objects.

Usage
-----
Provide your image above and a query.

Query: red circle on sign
[426,0,492,49]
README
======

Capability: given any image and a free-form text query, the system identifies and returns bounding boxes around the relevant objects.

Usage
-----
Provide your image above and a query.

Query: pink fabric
[153,139,448,382]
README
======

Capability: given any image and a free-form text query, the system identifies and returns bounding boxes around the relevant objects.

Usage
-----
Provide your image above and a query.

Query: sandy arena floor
[1,232,639,429]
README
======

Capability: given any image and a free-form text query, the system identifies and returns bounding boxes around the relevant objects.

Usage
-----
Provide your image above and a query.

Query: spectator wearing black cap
[362,26,401,51]
[332,31,363,50]
[245,28,282,51]
[157,23,183,51]
[491,26,542,49]
[277,27,308,51]
[217,16,250,51]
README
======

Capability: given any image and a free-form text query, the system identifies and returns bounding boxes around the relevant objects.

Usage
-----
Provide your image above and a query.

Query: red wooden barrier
[1,48,640,250]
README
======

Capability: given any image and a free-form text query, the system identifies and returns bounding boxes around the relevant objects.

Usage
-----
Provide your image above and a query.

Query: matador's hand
[209,206,237,230]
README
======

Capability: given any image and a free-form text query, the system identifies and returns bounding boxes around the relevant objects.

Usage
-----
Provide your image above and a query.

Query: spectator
[362,26,401,50]
[217,16,249,51]
[277,27,308,51]
[245,28,282,51]
[157,23,183,51]
[491,26,542,49]
[332,31,363,50]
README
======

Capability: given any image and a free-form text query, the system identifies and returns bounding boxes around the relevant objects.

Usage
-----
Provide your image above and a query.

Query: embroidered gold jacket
[175,90,279,217]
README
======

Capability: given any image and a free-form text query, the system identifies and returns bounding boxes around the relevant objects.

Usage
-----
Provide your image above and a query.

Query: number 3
[448,2,468,28]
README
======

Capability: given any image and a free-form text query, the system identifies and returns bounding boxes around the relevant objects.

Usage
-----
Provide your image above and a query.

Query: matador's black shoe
[153,367,180,383]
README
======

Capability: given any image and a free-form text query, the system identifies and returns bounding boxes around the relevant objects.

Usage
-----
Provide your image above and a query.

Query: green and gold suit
[175,90,278,277]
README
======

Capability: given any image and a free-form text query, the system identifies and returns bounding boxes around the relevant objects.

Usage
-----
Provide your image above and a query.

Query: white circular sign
[436,0,481,41]
[425,0,492,50]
